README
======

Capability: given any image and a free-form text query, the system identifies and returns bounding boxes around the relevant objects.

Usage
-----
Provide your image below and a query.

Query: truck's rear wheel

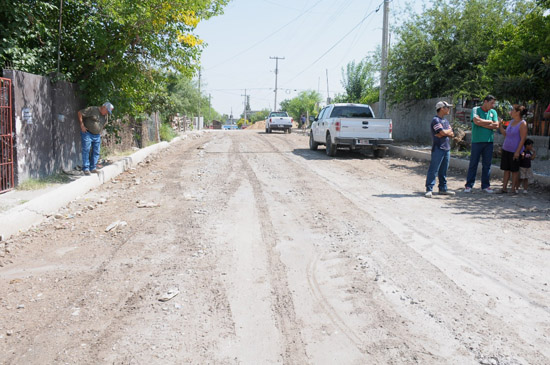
[287,128,291,134]
[309,132,318,150]
[373,148,386,158]
[326,134,337,157]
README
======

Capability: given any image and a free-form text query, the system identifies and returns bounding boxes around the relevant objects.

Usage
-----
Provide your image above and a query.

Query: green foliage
[160,72,216,123]
[16,173,72,190]
[159,122,178,142]
[279,90,322,121]
[250,109,270,123]
[340,56,378,103]
[1,0,229,120]
[487,4,550,103]
[386,0,530,103]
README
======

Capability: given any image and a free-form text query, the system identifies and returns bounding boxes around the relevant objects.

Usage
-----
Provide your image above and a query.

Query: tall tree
[386,0,530,103]
[487,3,550,103]
[340,56,378,104]
[0,0,229,118]
[279,90,322,121]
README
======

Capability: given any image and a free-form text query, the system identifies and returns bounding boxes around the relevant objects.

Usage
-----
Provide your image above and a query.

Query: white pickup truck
[265,111,293,134]
[309,103,393,157]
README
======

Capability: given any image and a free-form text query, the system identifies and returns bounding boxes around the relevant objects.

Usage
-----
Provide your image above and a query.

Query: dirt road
[1,130,549,364]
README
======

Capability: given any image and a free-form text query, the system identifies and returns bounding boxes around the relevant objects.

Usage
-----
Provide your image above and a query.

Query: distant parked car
[222,125,238,130]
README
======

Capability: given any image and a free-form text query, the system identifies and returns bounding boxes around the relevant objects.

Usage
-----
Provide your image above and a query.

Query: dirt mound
[247,120,266,130]
[247,120,300,130]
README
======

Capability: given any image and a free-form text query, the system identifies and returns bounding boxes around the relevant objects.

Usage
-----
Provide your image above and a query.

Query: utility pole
[270,56,285,111]
[326,69,330,104]
[241,89,248,123]
[198,67,201,129]
[209,93,212,126]
[379,0,390,118]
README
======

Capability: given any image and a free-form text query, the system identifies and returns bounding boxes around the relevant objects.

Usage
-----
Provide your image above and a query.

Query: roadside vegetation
[0,0,228,127]
[278,0,549,134]
[160,122,179,142]
[16,173,72,191]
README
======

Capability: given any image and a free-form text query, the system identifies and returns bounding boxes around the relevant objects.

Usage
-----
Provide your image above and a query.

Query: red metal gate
[0,77,14,193]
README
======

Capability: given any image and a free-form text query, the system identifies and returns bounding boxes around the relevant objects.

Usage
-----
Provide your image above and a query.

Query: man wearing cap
[77,102,114,175]
[464,95,499,193]
[425,101,455,198]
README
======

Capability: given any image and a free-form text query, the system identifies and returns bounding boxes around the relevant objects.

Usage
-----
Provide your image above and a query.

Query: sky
[195,0,428,118]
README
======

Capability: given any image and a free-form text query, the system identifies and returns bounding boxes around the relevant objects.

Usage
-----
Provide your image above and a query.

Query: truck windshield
[330,106,373,118]
[270,112,288,117]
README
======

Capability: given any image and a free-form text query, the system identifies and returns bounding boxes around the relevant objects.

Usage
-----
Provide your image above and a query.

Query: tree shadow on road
[376,162,550,222]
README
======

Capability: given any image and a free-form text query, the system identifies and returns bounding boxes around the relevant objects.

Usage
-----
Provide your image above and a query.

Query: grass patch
[160,123,178,142]
[107,149,136,157]
[451,150,470,159]
[17,173,72,191]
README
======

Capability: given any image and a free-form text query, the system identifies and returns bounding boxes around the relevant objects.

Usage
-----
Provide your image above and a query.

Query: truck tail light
[335,121,341,132]
[291,118,294,123]
[389,121,393,134]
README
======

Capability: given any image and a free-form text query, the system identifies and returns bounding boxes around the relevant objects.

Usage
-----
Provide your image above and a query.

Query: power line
[206,0,323,71]
[281,1,385,87]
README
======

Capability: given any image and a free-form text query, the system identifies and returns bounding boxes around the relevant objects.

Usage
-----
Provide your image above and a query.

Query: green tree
[0,0,229,119]
[250,109,270,123]
[487,3,550,103]
[279,90,322,122]
[340,56,379,104]
[386,0,529,103]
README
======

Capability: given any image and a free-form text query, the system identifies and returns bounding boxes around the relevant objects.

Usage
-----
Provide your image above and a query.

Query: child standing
[519,139,536,193]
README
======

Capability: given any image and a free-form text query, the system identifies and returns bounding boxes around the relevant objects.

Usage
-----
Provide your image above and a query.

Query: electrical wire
[206,0,323,71]
[280,0,385,87]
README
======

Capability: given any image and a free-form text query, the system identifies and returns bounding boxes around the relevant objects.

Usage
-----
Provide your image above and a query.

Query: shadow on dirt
[292,148,378,161]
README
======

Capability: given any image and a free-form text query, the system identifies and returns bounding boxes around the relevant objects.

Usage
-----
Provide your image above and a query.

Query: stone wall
[2,69,160,184]
[373,97,451,144]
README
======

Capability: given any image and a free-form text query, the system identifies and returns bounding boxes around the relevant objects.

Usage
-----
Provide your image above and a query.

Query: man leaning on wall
[77,102,114,175]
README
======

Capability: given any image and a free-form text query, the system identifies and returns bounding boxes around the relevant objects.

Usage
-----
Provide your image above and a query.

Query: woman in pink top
[498,105,528,193]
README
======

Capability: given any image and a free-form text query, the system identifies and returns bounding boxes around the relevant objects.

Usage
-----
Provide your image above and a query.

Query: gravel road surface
[1,130,549,364]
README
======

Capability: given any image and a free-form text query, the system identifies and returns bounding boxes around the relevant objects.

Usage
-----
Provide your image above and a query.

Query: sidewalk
[0,132,203,241]
[387,145,550,187]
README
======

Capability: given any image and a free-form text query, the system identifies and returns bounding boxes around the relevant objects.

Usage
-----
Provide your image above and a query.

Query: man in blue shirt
[425,101,455,198]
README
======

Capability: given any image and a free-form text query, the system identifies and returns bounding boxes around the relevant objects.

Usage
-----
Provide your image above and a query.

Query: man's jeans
[81,131,101,171]
[465,142,493,189]
[426,148,450,192]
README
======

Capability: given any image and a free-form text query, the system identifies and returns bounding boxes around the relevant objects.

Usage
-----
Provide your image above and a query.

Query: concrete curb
[387,145,550,187]
[0,134,191,240]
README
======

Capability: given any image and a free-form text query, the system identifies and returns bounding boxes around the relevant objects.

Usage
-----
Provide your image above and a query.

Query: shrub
[159,122,178,142]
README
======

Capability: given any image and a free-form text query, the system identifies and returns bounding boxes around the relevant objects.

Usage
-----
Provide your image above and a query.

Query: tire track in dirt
[87,133,246,364]
[233,137,310,364]
[249,133,374,355]
[241,131,547,363]
[306,253,364,348]
[2,134,224,364]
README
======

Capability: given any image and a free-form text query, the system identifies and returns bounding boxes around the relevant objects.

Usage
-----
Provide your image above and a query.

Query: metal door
[0,77,14,193]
